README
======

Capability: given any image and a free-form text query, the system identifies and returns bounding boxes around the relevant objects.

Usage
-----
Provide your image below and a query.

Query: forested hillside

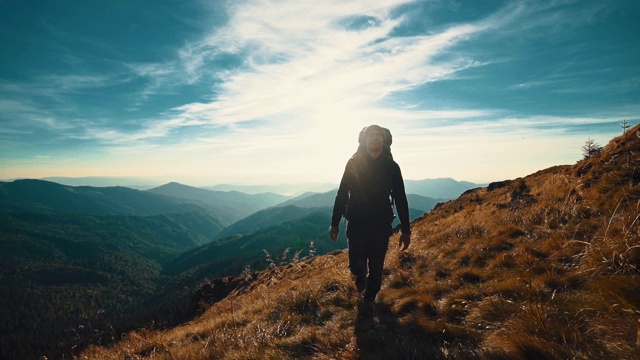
[0,180,234,359]
[213,205,325,240]
[0,210,224,359]
[163,208,342,277]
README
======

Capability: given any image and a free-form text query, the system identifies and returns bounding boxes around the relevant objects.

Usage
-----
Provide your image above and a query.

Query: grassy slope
[80,126,640,360]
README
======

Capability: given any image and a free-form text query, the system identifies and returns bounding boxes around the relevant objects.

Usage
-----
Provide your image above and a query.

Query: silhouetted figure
[330,125,411,304]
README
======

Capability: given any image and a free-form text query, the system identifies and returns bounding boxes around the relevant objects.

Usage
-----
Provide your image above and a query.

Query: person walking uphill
[329,125,411,304]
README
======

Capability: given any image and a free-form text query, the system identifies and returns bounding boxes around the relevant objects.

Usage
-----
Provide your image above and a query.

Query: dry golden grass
[79,125,640,359]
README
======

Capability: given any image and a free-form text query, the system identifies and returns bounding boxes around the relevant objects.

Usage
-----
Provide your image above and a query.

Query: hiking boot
[355,276,366,293]
[362,291,376,304]
[356,301,375,324]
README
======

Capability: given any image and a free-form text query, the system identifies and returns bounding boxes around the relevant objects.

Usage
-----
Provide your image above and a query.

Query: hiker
[329,125,411,304]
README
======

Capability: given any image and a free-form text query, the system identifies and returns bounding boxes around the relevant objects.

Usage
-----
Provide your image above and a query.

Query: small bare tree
[582,137,603,159]
[621,119,631,134]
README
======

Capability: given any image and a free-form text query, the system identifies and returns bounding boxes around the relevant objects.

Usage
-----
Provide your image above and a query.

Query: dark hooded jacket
[331,151,410,233]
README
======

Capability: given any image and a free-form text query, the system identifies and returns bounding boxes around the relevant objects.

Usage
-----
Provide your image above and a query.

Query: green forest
[0,207,346,359]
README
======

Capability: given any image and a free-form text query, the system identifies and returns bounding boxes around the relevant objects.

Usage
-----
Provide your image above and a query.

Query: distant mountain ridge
[275,191,336,208]
[147,182,288,225]
[404,178,485,199]
[275,190,447,211]
[208,178,484,199]
[206,182,337,196]
[0,179,207,216]
[20,177,484,200]
[40,176,162,190]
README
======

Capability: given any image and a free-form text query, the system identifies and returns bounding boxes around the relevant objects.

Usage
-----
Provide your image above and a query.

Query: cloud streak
[157,0,509,151]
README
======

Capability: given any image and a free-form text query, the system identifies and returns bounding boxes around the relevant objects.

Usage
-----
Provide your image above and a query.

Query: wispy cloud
[167,0,502,133]
[0,97,74,133]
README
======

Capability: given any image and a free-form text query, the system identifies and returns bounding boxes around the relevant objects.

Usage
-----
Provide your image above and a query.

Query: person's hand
[329,226,339,241]
[398,232,411,251]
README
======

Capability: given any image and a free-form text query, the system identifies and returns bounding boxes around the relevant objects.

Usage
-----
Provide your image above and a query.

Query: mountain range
[24,176,479,199]
[0,176,478,359]
[0,179,206,216]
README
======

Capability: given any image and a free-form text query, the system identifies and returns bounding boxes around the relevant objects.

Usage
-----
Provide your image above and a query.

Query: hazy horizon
[1,174,485,189]
[2,1,638,185]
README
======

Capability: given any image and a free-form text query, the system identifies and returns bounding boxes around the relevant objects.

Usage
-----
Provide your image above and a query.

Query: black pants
[346,222,391,300]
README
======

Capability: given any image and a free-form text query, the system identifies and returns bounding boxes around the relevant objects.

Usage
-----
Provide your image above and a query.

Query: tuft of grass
[455,268,486,284]
[387,268,414,289]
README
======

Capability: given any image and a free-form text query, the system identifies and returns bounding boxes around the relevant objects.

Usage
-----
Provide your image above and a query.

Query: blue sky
[1,0,639,186]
